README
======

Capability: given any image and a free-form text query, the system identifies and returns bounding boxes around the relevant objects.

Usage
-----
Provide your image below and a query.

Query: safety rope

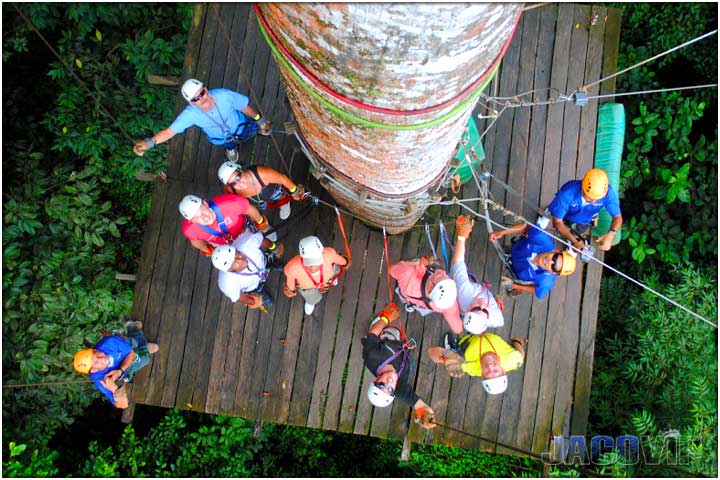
[580,29,718,92]
[3,379,93,389]
[12,4,136,145]
[253,3,522,118]
[585,83,718,101]
[432,422,612,478]
[424,224,439,260]
[382,227,408,343]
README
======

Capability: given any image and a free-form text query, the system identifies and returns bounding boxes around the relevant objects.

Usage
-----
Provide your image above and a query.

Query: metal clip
[404,338,417,350]
[573,91,589,106]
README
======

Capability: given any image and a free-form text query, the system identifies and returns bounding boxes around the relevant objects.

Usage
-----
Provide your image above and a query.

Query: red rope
[253,3,523,116]
[383,227,407,342]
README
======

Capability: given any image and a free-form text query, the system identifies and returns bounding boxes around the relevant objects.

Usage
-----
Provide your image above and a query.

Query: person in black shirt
[361,303,436,429]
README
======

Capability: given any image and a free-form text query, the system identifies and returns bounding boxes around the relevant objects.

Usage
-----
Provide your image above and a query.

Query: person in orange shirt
[284,236,350,315]
[389,256,462,346]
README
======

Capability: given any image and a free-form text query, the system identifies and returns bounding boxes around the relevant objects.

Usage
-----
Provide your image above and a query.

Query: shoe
[125,321,142,331]
[379,327,401,342]
[147,342,159,354]
[225,148,239,162]
[261,290,274,308]
[279,203,291,220]
[304,302,315,315]
[444,332,461,354]
[500,275,514,291]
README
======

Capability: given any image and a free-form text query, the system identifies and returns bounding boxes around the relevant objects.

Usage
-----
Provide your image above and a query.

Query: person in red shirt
[389,256,462,342]
[179,193,280,256]
[284,236,350,316]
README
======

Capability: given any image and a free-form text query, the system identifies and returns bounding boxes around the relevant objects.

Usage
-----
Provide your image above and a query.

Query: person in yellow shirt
[427,333,525,395]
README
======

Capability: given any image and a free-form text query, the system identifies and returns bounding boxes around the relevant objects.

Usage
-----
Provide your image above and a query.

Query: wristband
[144,137,155,149]
[457,235,467,241]
[609,228,617,233]
[288,185,298,194]
[379,315,390,325]
[253,113,261,121]
[255,215,266,225]
[268,241,277,251]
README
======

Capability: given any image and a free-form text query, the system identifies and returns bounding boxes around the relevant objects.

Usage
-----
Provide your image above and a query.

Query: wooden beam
[147,74,179,86]
[115,273,137,282]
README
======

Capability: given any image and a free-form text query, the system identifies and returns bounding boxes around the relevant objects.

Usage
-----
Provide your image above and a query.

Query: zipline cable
[12,4,136,145]
[3,380,93,389]
[586,83,718,101]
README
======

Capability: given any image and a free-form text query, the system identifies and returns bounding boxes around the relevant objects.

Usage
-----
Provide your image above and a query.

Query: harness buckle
[404,338,417,350]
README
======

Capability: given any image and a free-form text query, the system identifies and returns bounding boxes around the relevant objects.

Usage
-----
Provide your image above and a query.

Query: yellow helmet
[582,168,609,200]
[73,349,94,374]
[559,252,576,276]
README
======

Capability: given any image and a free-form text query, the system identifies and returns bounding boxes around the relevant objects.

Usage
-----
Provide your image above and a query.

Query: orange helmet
[558,252,576,276]
[582,169,609,200]
[73,349,94,374]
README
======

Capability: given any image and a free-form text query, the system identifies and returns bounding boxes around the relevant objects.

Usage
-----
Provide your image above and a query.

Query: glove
[377,303,400,325]
[414,406,437,429]
[284,284,297,298]
[258,118,272,136]
[455,215,474,239]
[200,245,215,257]
[443,352,465,378]
[245,294,264,309]
[289,184,305,201]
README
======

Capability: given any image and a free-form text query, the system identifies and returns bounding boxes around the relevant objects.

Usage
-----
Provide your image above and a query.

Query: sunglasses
[374,381,395,396]
[190,87,207,103]
[551,252,562,273]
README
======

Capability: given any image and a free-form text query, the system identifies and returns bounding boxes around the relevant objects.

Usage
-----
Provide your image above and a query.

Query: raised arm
[133,127,176,156]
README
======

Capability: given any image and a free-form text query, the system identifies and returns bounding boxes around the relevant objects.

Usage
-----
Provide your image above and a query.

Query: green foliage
[590,266,718,476]
[404,442,540,477]
[2,3,192,451]
[2,441,59,478]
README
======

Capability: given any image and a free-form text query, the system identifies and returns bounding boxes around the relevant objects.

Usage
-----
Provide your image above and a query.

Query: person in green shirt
[427,333,525,395]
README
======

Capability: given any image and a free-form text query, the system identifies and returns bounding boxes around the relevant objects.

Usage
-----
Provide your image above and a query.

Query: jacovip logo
[542,433,690,465]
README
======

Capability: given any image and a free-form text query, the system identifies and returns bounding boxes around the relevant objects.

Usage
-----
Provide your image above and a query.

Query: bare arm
[596,214,623,251]
[489,222,529,242]
[190,239,213,255]
[245,204,271,233]
[510,283,536,296]
[133,127,176,156]
[552,217,584,249]
[256,166,296,191]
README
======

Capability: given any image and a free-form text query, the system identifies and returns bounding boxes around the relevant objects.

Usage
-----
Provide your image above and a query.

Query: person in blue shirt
[133,78,272,162]
[489,220,576,299]
[73,321,159,409]
[547,168,623,252]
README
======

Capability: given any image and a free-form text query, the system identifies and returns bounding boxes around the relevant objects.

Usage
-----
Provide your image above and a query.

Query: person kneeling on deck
[179,193,280,257]
[489,219,576,299]
[211,230,283,310]
[133,78,272,162]
[452,215,505,337]
[73,321,159,409]
[427,333,525,395]
[283,236,350,316]
[389,257,463,346]
[362,302,436,429]
[547,168,623,252]
[218,161,306,221]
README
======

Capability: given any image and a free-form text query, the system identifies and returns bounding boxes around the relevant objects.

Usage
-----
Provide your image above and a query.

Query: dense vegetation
[2,3,717,477]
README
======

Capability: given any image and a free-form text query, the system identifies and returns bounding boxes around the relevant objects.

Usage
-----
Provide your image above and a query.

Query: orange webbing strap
[383,226,407,343]
[319,206,352,292]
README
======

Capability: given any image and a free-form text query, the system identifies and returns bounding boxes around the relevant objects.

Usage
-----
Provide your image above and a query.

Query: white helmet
[181,78,204,101]
[481,375,508,395]
[367,383,394,407]
[428,278,457,310]
[211,245,236,272]
[462,309,490,334]
[299,236,324,266]
[179,195,202,220]
[218,161,241,185]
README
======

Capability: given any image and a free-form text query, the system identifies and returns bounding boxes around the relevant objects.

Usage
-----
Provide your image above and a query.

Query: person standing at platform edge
[133,78,272,162]
[72,321,159,409]
[218,160,306,221]
[179,193,280,257]
[547,168,623,252]
[427,332,525,395]
[362,302,436,429]
[283,236,350,316]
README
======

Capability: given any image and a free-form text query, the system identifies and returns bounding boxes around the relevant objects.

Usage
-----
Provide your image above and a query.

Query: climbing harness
[197,200,234,243]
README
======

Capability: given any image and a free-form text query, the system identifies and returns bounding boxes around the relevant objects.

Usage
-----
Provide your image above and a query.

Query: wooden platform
[130,3,620,455]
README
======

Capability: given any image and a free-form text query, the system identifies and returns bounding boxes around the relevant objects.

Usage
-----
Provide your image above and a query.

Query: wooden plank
[218,301,250,413]
[338,231,388,435]
[576,6,607,177]
[204,297,236,414]
[221,3,252,93]
[494,7,540,455]
[506,4,556,453]
[570,250,604,434]
[233,308,262,419]
[599,8,622,100]
[305,219,361,428]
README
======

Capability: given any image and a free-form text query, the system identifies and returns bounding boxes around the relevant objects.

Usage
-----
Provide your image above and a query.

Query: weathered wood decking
[130,3,621,455]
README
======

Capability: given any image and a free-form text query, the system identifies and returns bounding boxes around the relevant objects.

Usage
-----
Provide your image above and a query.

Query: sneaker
[500,275,514,291]
[147,342,159,354]
[225,148,239,162]
[444,332,461,354]
[279,202,291,220]
[304,302,315,315]
[125,320,142,331]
